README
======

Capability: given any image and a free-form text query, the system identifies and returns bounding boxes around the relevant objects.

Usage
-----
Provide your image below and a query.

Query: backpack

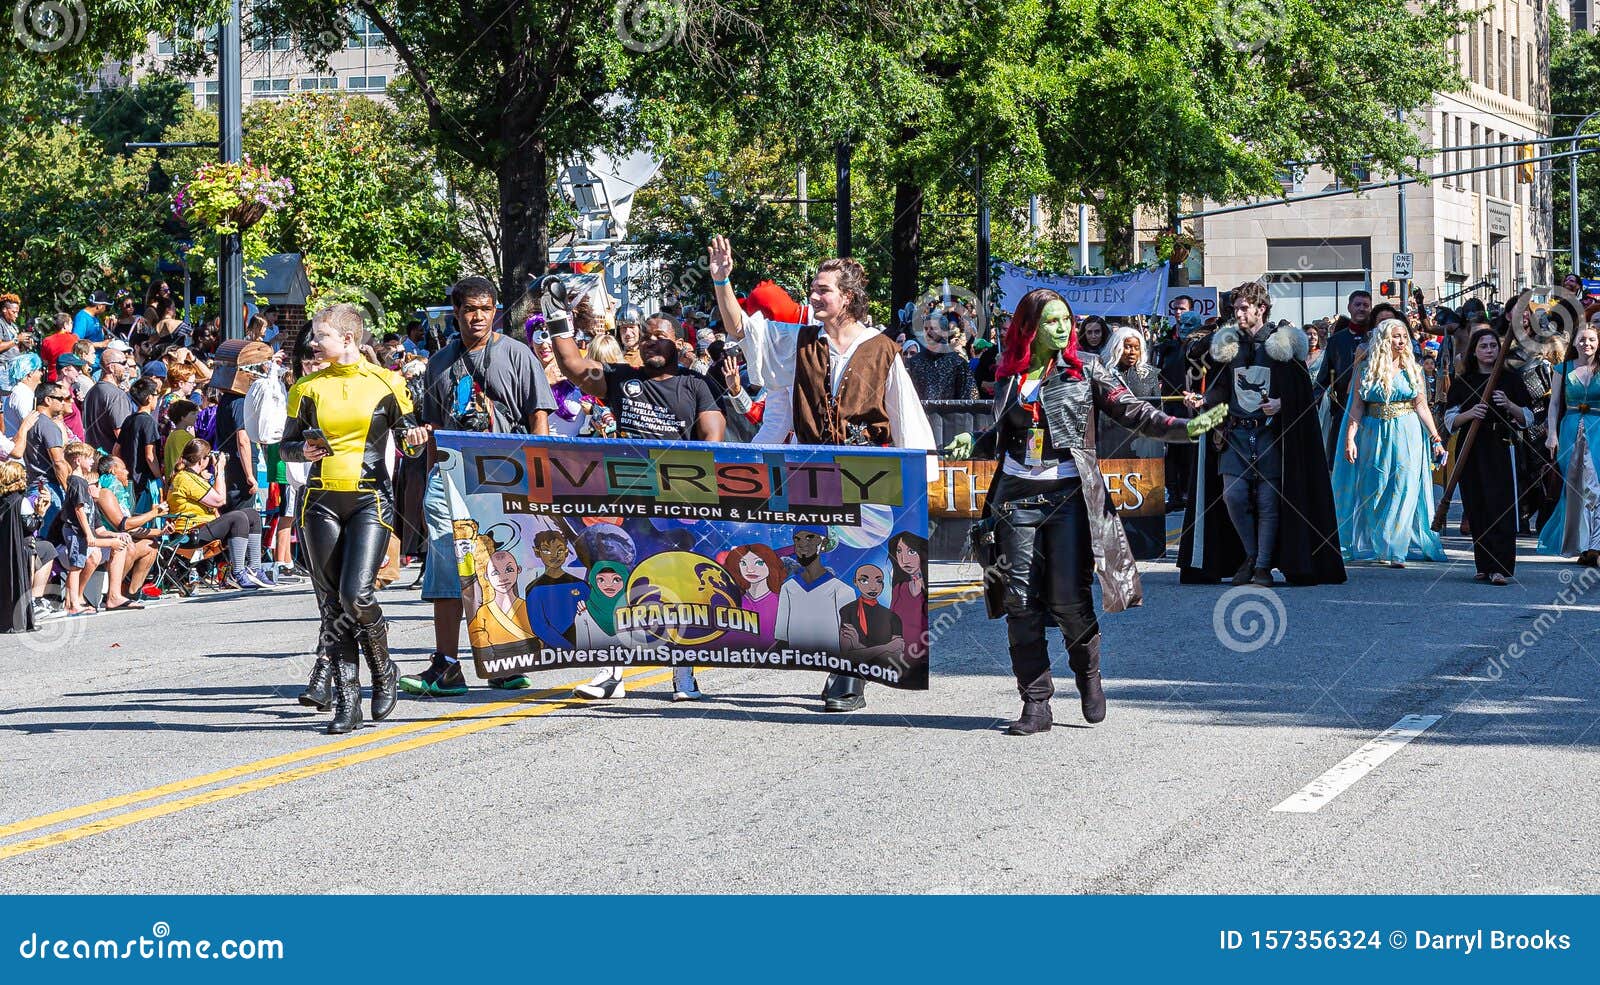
[243,373,287,444]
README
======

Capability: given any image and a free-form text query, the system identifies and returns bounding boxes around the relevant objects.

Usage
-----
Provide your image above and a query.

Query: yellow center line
[0,669,679,862]
[0,665,667,844]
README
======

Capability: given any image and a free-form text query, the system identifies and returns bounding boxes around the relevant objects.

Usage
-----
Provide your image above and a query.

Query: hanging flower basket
[172,156,292,236]
[1154,229,1198,264]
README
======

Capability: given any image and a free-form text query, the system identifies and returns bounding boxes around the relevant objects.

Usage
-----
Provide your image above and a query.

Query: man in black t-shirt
[116,377,163,509]
[552,312,724,442]
[212,390,254,512]
[550,306,723,702]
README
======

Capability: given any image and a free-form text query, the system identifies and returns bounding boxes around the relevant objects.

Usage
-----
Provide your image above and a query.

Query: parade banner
[434,432,931,690]
[928,458,1162,519]
[997,260,1171,317]
[1165,286,1219,319]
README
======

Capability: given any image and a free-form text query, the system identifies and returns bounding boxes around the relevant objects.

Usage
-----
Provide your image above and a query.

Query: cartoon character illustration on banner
[722,543,784,647]
[887,532,930,664]
[575,560,636,648]
[775,526,855,653]
[453,518,482,612]
[838,563,906,664]
[524,528,585,647]
[467,549,536,651]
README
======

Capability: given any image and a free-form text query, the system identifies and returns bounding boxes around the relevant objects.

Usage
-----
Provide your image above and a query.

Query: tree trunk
[890,180,925,331]
[1097,203,1136,271]
[497,134,549,323]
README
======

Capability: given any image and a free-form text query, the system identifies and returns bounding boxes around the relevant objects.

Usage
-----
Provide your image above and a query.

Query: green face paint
[1030,299,1074,367]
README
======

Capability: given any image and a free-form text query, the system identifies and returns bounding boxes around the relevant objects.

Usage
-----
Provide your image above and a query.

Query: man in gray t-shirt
[420,331,556,434]
[395,278,557,700]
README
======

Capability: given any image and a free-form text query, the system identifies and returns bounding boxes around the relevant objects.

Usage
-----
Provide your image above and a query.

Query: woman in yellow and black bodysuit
[280,305,419,734]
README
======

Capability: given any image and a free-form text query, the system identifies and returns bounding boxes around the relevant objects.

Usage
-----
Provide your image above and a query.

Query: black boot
[326,655,363,735]
[358,619,398,721]
[822,673,866,713]
[1005,699,1053,735]
[1006,662,1054,735]
[1070,635,1106,724]
[298,656,332,711]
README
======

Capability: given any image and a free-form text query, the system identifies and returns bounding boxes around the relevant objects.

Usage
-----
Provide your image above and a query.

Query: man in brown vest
[709,235,936,712]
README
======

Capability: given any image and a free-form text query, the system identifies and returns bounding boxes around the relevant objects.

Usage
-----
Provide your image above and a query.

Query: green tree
[248,0,919,312]
[0,123,169,319]
[162,95,465,329]
[1552,14,1600,278]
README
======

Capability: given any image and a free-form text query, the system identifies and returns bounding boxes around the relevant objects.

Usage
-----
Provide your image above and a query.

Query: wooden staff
[1430,328,1512,532]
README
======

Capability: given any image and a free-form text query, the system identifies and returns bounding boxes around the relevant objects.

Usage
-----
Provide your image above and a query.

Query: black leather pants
[991,474,1100,701]
[300,488,391,659]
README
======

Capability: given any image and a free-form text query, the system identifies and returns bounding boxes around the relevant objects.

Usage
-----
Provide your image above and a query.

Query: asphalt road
[3,525,1598,893]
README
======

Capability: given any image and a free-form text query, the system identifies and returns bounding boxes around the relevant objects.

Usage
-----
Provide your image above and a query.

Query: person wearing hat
[74,290,113,358]
[54,354,88,441]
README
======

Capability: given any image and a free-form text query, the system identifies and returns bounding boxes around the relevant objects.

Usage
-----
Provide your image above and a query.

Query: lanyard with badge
[1017,360,1056,467]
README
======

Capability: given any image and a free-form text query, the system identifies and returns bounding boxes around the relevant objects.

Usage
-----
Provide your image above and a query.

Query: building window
[1455,117,1465,189]
[348,13,385,48]
[1472,244,1481,280]
[1575,0,1589,32]
[1470,123,1481,193]
[301,76,338,90]
[1528,41,1537,109]
[347,75,387,92]
[1138,244,1204,283]
[196,80,219,110]
[1444,239,1465,277]
[249,18,290,51]
[1263,238,1369,325]
[1468,24,1478,83]
[1511,36,1520,102]
[251,78,291,95]
[1498,30,1508,96]
[1484,23,1493,89]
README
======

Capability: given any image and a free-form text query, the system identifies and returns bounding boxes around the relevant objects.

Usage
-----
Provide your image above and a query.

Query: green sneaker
[398,653,469,697]
[487,675,531,690]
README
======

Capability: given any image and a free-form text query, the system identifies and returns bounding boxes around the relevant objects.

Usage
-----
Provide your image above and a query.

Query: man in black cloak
[1179,283,1346,586]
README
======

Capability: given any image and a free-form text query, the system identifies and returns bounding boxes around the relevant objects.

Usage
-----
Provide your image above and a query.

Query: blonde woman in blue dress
[1538,321,1600,565]
[1331,318,1448,566]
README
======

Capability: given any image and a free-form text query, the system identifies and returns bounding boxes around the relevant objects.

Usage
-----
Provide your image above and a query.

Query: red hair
[997,289,1083,379]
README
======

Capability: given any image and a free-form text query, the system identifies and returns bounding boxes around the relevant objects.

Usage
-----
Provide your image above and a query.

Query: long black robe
[1178,332,1347,585]
[1446,369,1533,576]
[1,492,35,634]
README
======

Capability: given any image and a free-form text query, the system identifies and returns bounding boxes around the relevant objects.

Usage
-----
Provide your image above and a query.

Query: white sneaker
[573,670,625,700]
[672,667,703,702]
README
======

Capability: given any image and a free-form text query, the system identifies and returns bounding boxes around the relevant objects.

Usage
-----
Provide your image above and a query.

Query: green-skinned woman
[947,289,1221,735]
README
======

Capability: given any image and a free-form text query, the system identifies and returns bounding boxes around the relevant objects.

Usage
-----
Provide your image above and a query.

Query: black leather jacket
[976,357,1190,614]
[977,356,1189,465]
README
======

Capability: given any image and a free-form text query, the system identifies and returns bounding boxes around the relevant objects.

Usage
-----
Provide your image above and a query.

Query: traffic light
[1517,143,1536,184]
[1378,280,1402,298]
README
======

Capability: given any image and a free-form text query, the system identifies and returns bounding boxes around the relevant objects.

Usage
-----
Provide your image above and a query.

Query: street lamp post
[1570,110,1600,279]
[218,0,244,340]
